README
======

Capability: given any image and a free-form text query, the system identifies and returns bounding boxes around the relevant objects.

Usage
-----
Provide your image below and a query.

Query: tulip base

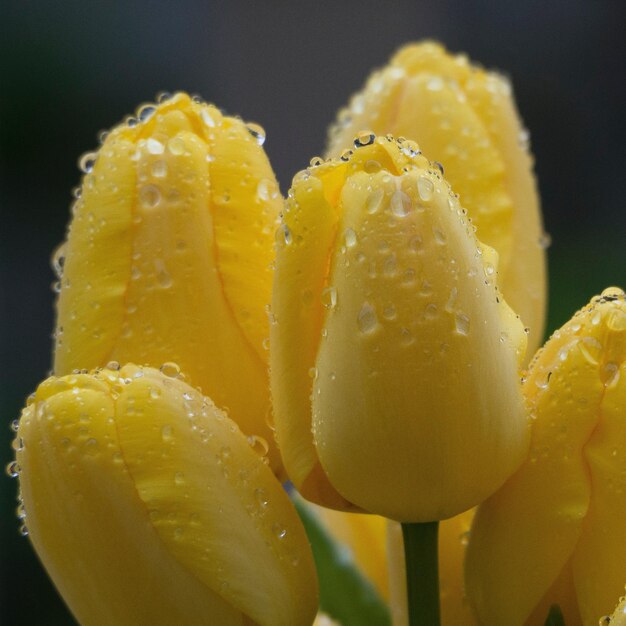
[401,521,440,626]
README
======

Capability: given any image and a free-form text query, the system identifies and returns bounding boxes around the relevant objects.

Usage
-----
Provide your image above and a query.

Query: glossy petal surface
[327,41,546,355]
[16,365,317,626]
[54,94,282,472]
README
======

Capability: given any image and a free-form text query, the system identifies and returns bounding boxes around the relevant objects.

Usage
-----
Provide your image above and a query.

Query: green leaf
[294,497,391,626]
[544,604,566,626]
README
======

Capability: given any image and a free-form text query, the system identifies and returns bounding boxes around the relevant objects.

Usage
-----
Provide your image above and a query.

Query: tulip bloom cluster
[8,41,625,626]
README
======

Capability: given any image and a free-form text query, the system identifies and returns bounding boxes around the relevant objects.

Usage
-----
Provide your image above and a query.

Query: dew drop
[275,224,292,246]
[140,184,161,208]
[366,188,384,214]
[51,243,66,280]
[247,122,266,146]
[6,461,20,478]
[146,138,165,155]
[257,178,272,201]
[309,156,324,167]
[161,425,173,442]
[201,108,221,128]
[432,226,447,245]
[391,190,412,217]
[154,259,173,288]
[417,176,434,201]
[539,232,552,249]
[344,228,357,248]
[79,152,97,174]
[321,287,337,309]
[247,435,269,457]
[602,362,620,388]
[308,367,318,380]
[167,137,186,155]
[106,360,121,371]
[255,487,268,509]
[455,312,470,336]
[174,471,185,486]
[272,523,287,539]
[151,160,168,178]
[353,131,375,148]
[160,362,181,377]
[357,301,378,334]
[138,104,156,122]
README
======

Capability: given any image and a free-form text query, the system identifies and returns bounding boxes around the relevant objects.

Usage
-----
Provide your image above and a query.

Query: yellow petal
[53,93,282,473]
[272,136,529,521]
[326,41,546,356]
[387,510,476,626]
[15,364,318,626]
[466,287,626,626]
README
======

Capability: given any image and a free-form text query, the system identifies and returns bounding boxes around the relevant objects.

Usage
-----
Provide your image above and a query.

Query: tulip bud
[466,287,626,626]
[10,364,317,626]
[270,135,529,521]
[53,93,282,471]
[327,41,547,356]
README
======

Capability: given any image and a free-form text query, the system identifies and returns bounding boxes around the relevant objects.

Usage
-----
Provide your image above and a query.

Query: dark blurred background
[1,1,624,623]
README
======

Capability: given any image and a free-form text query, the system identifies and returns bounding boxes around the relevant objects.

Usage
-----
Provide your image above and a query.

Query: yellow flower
[387,510,476,625]
[12,364,318,626]
[270,135,529,521]
[466,288,626,626]
[326,41,547,356]
[53,93,283,472]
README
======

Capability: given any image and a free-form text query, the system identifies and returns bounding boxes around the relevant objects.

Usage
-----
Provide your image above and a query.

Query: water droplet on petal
[391,190,412,217]
[167,137,186,155]
[455,312,470,336]
[160,362,181,377]
[6,461,20,478]
[151,160,168,178]
[140,184,161,208]
[353,131,375,148]
[344,228,357,248]
[137,105,156,122]
[357,301,378,334]
[51,243,66,280]
[161,425,173,442]
[366,188,385,214]
[417,176,434,201]
[321,287,337,309]
[79,152,97,174]
[247,122,266,146]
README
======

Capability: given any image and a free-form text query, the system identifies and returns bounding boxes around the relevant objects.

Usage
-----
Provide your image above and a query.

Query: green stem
[401,521,440,626]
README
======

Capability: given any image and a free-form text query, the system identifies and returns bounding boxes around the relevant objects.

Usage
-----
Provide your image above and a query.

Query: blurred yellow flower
[13,364,318,626]
[270,135,529,521]
[327,41,547,356]
[52,92,283,472]
[466,288,626,626]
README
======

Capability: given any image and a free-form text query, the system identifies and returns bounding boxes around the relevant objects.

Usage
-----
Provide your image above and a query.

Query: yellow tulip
[270,135,529,521]
[11,364,318,626]
[387,509,476,625]
[466,287,626,626]
[603,590,626,626]
[53,93,282,472]
[326,41,547,356]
